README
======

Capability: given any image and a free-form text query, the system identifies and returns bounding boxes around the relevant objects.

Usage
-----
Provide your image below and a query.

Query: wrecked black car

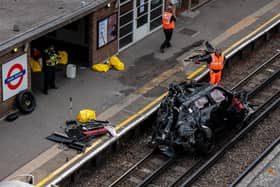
[151,82,252,155]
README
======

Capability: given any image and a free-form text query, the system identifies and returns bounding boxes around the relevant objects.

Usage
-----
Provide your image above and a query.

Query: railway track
[230,136,280,187]
[170,54,280,186]
[108,53,280,187]
[109,150,175,187]
[230,50,280,118]
[177,93,280,187]
[109,150,204,187]
[178,50,280,187]
[230,50,280,91]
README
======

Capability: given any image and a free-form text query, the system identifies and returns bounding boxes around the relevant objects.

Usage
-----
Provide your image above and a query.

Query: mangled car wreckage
[152,82,252,155]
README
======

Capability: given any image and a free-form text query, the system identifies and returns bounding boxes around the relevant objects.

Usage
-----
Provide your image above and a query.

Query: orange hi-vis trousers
[209,70,222,85]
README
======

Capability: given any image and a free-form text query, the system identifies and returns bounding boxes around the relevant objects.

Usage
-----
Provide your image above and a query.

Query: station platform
[233,137,280,187]
[1,0,280,186]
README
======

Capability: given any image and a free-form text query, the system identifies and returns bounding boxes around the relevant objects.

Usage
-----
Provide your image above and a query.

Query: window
[119,0,134,49]
[210,89,226,103]
[194,96,209,109]
[119,34,133,48]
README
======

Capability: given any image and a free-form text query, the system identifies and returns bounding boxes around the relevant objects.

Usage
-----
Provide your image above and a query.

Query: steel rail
[109,149,175,187]
[108,150,155,187]
[248,68,280,99]
[231,51,280,91]
[170,159,204,187]
[136,157,176,187]
[230,136,280,187]
[179,91,280,187]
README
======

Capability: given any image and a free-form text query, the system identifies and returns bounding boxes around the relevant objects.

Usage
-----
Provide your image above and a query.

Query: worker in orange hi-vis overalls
[160,5,176,53]
[196,49,225,85]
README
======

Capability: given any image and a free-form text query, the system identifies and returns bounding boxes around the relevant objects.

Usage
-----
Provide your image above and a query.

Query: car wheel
[16,90,36,114]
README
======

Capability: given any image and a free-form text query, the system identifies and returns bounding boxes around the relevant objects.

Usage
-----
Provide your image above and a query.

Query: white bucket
[66,64,76,79]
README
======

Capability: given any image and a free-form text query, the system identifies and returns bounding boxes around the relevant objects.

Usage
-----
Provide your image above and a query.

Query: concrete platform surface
[1,0,280,185]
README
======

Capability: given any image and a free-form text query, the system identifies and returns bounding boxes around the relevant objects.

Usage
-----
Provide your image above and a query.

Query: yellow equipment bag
[109,56,125,71]
[76,109,96,123]
[58,51,68,65]
[30,57,42,72]
[92,63,111,72]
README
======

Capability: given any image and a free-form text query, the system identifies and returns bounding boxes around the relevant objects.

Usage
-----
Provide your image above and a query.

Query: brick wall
[0,46,31,117]
[89,0,118,65]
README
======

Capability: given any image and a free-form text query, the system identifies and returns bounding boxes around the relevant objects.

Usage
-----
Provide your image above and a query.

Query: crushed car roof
[152,82,251,155]
[0,0,106,53]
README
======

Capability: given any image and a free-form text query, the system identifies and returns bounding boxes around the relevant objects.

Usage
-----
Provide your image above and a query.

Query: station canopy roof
[0,0,106,54]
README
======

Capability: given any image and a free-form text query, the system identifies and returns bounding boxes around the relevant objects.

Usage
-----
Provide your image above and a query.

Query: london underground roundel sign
[2,54,28,101]
[5,63,26,90]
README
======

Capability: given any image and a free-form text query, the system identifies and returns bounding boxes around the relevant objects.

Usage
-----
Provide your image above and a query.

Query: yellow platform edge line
[36,12,280,187]
[186,64,207,80]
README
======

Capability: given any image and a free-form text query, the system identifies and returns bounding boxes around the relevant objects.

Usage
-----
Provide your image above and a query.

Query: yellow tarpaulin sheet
[110,55,125,71]
[77,109,96,123]
[30,57,42,72]
[58,51,68,65]
[92,63,111,72]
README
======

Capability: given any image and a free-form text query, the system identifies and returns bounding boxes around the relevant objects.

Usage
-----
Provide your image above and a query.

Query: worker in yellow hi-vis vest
[43,44,59,95]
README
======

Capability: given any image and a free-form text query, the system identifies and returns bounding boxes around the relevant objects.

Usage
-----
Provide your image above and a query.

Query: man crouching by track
[150,82,252,156]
